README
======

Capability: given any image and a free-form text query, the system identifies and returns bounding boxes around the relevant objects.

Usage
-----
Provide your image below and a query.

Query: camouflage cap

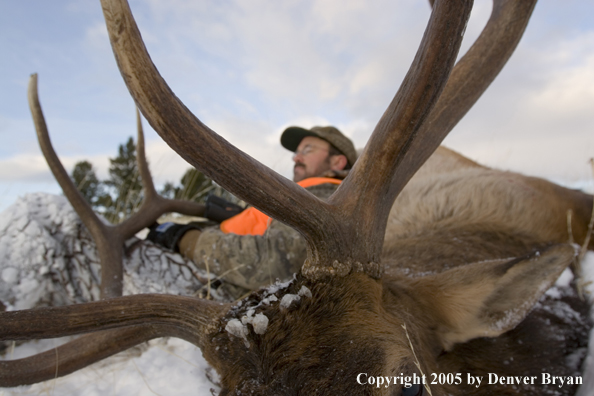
[280,126,358,167]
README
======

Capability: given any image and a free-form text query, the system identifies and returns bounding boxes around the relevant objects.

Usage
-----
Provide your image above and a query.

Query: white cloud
[442,21,594,184]
[0,154,53,182]
[0,151,111,183]
[529,54,594,118]
[0,0,593,214]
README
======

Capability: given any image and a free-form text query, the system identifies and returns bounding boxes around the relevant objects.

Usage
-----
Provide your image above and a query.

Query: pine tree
[102,137,143,223]
[69,137,240,223]
[160,168,241,205]
[70,160,103,208]
[173,168,213,202]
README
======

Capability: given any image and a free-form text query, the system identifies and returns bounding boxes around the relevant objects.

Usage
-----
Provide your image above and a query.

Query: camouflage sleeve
[188,183,338,291]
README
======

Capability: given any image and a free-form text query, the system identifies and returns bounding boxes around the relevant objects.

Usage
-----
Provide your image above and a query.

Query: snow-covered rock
[0,192,101,310]
[0,193,226,313]
[0,193,235,394]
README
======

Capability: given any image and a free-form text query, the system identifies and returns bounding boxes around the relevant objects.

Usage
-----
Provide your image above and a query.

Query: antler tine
[313,0,473,278]
[136,106,157,198]
[28,74,107,250]
[30,76,210,296]
[100,0,333,246]
[28,74,124,298]
[391,0,537,194]
[0,324,200,387]
[116,108,206,240]
[0,294,229,343]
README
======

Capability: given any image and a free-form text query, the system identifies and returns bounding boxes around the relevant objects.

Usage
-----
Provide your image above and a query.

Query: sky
[0,0,593,212]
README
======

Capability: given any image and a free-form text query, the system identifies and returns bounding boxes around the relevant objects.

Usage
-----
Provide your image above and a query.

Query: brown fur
[205,274,421,395]
[386,147,593,251]
[198,148,592,396]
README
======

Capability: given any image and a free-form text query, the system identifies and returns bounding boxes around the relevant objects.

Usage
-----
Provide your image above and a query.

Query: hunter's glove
[204,195,245,222]
[146,221,214,252]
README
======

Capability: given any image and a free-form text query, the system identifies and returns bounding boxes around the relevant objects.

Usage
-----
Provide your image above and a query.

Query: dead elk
[1,0,593,395]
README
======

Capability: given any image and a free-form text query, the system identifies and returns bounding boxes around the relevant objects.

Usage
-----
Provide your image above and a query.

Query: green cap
[280,126,357,167]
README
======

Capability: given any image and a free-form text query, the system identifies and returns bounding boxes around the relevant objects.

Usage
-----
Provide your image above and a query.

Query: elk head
[2,0,584,395]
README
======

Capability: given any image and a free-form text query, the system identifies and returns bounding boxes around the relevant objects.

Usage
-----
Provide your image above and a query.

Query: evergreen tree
[179,168,213,201]
[102,137,143,223]
[70,160,103,208]
[160,168,241,205]
[169,168,213,202]
[69,137,240,223]
[159,181,176,199]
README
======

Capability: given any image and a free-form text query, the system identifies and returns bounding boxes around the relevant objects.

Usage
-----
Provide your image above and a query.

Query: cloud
[0,0,593,214]
[528,54,594,119]
[441,22,594,184]
[0,154,53,183]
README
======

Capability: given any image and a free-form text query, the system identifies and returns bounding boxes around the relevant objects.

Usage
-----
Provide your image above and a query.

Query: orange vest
[220,177,341,236]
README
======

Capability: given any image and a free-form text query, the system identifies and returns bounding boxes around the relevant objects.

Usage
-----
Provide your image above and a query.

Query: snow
[225,318,250,348]
[276,285,311,311]
[241,310,269,335]
[0,193,102,310]
[225,306,271,346]
[297,285,312,298]
[0,193,226,395]
[0,193,593,396]
[2,338,218,396]
[225,318,247,338]
[556,267,574,289]
[1,268,18,284]
[576,251,594,396]
[279,293,300,310]
[250,314,270,335]
[0,193,225,311]
[261,294,278,305]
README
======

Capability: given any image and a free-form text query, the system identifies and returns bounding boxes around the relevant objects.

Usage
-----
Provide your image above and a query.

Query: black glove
[204,195,245,222]
[146,221,215,252]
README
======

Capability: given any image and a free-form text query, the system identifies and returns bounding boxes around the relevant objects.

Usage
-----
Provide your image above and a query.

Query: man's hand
[146,222,209,254]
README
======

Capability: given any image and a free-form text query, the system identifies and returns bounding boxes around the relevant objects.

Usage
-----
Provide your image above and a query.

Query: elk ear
[420,244,576,351]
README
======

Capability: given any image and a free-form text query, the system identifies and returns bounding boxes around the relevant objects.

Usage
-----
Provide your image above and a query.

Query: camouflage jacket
[189,182,339,296]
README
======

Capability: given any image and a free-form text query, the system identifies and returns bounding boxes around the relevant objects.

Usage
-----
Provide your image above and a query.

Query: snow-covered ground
[575,251,594,396]
[1,338,218,396]
[0,193,226,395]
[1,193,593,396]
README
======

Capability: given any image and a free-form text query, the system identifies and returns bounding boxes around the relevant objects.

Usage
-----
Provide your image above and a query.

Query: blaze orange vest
[220,177,341,236]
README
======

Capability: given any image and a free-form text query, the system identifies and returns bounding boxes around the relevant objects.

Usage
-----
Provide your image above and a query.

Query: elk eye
[400,383,423,396]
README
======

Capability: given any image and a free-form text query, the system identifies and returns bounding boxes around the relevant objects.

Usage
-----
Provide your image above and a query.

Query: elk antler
[325,0,473,277]
[0,326,186,387]
[29,75,206,298]
[330,0,538,274]
[328,0,537,274]
[116,108,210,238]
[0,294,225,341]
[100,0,472,280]
[389,0,537,196]
[0,295,229,386]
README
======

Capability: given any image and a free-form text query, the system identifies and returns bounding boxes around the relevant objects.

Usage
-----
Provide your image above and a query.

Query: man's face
[292,136,334,182]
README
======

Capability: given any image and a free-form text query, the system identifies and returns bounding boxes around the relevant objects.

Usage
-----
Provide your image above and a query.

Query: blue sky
[0,0,593,212]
